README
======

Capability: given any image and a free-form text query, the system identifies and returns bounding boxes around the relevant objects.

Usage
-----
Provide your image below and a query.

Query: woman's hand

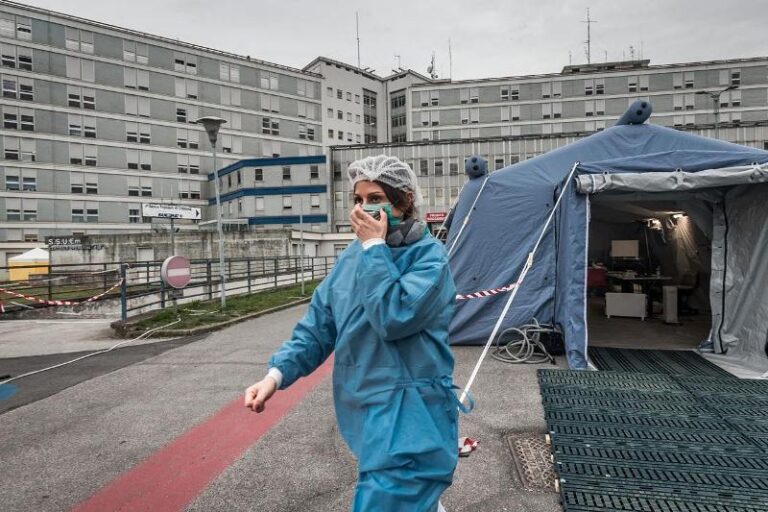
[350,204,387,242]
[244,377,278,413]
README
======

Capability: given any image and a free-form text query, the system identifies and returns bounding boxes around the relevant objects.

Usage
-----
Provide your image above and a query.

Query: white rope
[459,162,580,405]
[447,176,490,258]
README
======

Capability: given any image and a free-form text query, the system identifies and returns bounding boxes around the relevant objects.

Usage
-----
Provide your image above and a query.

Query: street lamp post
[696,84,738,140]
[195,116,228,308]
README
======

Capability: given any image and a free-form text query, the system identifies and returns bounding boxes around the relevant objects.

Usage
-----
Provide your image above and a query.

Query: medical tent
[446,103,768,369]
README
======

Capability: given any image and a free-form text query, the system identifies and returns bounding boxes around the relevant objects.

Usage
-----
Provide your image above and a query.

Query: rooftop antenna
[355,12,361,68]
[448,38,453,80]
[568,50,572,65]
[427,51,438,79]
[581,8,597,64]
[640,40,644,60]
[629,44,635,60]
[394,53,401,69]
[604,49,608,63]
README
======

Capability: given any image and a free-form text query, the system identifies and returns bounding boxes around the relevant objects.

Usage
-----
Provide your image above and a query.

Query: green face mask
[362,203,401,226]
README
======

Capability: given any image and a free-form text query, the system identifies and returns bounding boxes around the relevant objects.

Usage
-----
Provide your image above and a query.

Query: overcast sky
[21,0,768,79]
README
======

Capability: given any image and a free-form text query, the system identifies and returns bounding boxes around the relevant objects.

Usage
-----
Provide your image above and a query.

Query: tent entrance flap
[575,163,768,195]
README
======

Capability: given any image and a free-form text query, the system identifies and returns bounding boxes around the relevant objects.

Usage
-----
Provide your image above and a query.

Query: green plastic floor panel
[538,366,768,512]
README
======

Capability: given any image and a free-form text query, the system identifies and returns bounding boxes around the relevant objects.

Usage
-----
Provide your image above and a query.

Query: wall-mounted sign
[46,237,104,251]
[142,203,201,220]
[425,212,447,223]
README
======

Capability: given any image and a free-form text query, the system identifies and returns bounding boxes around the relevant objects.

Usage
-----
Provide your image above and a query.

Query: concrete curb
[112,297,311,338]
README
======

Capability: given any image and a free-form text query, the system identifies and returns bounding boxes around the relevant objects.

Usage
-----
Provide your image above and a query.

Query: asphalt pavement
[0,305,563,512]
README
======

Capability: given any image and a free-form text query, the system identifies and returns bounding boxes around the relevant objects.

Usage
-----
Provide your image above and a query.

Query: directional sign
[142,203,202,220]
[161,256,192,289]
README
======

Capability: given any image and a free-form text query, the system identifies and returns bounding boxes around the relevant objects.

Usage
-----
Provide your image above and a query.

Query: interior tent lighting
[645,218,662,230]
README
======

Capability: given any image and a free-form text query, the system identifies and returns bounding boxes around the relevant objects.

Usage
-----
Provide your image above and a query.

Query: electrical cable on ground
[0,316,183,388]
[490,318,558,365]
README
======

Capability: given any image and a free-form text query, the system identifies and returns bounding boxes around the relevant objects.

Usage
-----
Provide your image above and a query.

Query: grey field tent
[446,102,768,370]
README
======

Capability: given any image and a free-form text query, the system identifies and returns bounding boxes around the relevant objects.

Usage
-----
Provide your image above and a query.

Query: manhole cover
[506,433,556,492]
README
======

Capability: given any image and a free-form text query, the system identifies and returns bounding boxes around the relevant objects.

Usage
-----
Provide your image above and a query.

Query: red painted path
[73,359,333,512]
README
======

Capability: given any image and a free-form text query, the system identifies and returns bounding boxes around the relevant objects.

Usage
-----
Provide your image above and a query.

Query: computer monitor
[611,240,640,259]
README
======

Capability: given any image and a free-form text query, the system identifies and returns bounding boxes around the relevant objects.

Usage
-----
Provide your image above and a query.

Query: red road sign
[161,256,191,289]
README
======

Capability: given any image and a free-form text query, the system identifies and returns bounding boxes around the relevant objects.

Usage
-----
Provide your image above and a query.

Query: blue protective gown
[268,234,460,512]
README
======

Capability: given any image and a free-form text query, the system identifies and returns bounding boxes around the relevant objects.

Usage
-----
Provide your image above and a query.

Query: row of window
[0,15,317,96]
[327,87,361,104]
[327,108,362,124]
[220,165,321,188]
[326,129,362,144]
[419,70,744,106]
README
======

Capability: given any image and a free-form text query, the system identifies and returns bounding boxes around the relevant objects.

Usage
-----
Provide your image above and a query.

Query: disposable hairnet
[348,155,423,212]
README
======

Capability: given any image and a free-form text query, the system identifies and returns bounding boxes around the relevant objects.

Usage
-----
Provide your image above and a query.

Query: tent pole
[447,176,490,258]
[459,162,580,405]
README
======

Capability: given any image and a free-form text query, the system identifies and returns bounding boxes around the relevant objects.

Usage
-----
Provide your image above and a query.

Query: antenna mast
[448,38,453,79]
[581,8,597,64]
[356,12,361,68]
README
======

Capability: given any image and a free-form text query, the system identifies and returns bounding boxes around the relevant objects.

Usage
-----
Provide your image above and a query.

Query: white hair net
[347,155,423,212]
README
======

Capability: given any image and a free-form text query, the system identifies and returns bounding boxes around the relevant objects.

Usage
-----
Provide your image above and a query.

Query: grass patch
[133,280,320,332]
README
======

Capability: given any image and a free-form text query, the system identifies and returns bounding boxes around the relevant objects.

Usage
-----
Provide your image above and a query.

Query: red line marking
[72,357,333,512]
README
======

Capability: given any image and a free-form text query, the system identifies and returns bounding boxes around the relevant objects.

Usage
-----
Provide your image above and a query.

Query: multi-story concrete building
[0,0,324,265]
[303,57,430,145]
[328,57,768,233]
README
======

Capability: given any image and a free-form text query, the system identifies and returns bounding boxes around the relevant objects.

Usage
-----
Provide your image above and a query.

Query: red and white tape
[0,279,123,308]
[456,283,517,301]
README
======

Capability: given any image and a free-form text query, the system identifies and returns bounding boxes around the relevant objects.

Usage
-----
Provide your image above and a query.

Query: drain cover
[506,433,556,492]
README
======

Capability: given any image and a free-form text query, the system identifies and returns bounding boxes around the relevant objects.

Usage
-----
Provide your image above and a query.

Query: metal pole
[212,143,226,308]
[120,264,127,321]
[170,217,175,256]
[713,95,720,140]
[300,199,305,295]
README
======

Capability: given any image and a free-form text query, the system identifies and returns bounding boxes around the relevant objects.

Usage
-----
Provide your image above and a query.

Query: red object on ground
[72,357,333,512]
[587,267,607,288]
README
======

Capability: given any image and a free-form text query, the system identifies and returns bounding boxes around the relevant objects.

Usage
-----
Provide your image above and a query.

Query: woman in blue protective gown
[245,155,465,512]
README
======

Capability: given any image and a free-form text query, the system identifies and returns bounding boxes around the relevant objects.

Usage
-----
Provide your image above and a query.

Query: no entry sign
[161,256,192,289]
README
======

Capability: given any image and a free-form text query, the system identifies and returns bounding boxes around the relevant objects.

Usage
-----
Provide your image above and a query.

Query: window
[125,96,150,117]
[355,114,361,123]
[542,103,552,120]
[176,129,200,149]
[254,168,263,182]
[355,94,360,103]
[4,137,34,161]
[66,57,94,82]
[71,201,98,222]
[220,63,240,82]
[541,82,551,99]
[261,117,279,135]
[6,198,36,221]
[15,17,31,40]
[282,196,292,209]
[337,89,343,99]
[282,166,291,180]
[65,28,94,54]
[419,159,428,176]
[595,100,605,116]
[6,197,20,220]
[129,208,140,223]
[628,76,638,92]
[345,91,351,101]
[391,94,406,109]
[595,79,605,95]
[434,160,444,176]
[584,79,594,96]
[123,41,148,63]
[584,100,595,117]
[460,108,469,124]
[2,75,33,101]
[326,87,333,97]
[4,171,19,190]
[174,52,197,74]
[296,79,315,98]
[259,72,279,90]
[297,103,315,120]
[500,87,509,101]
[220,134,240,153]
[684,93,695,111]
[175,78,197,99]
[730,69,741,86]
[684,71,694,89]
[327,108,333,118]
[1,44,32,70]
[470,108,479,124]
[177,154,200,174]
[346,112,352,122]
[178,181,202,200]
[337,130,343,140]
[469,88,479,104]
[262,140,280,157]
[128,177,152,197]
[337,109,343,120]
[124,68,149,90]
[255,196,265,211]
[260,93,280,112]
[327,128,333,139]
[221,86,241,106]
[219,109,239,129]
[309,165,319,180]
[495,158,504,170]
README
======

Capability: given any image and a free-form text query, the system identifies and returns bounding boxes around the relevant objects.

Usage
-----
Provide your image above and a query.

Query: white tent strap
[576,162,768,194]
[458,162,580,405]
[447,176,490,258]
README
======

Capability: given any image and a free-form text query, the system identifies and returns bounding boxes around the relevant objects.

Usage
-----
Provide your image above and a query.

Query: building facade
[0,0,324,265]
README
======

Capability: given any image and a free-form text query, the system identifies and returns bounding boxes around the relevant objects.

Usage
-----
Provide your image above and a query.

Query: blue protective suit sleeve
[356,242,451,342]
[267,278,337,389]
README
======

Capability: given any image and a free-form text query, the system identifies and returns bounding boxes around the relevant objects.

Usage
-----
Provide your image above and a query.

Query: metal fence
[0,256,336,319]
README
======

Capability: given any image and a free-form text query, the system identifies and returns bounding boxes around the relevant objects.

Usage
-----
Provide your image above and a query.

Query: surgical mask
[362,203,402,226]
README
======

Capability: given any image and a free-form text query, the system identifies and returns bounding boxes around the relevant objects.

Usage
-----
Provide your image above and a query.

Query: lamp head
[194,116,227,146]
